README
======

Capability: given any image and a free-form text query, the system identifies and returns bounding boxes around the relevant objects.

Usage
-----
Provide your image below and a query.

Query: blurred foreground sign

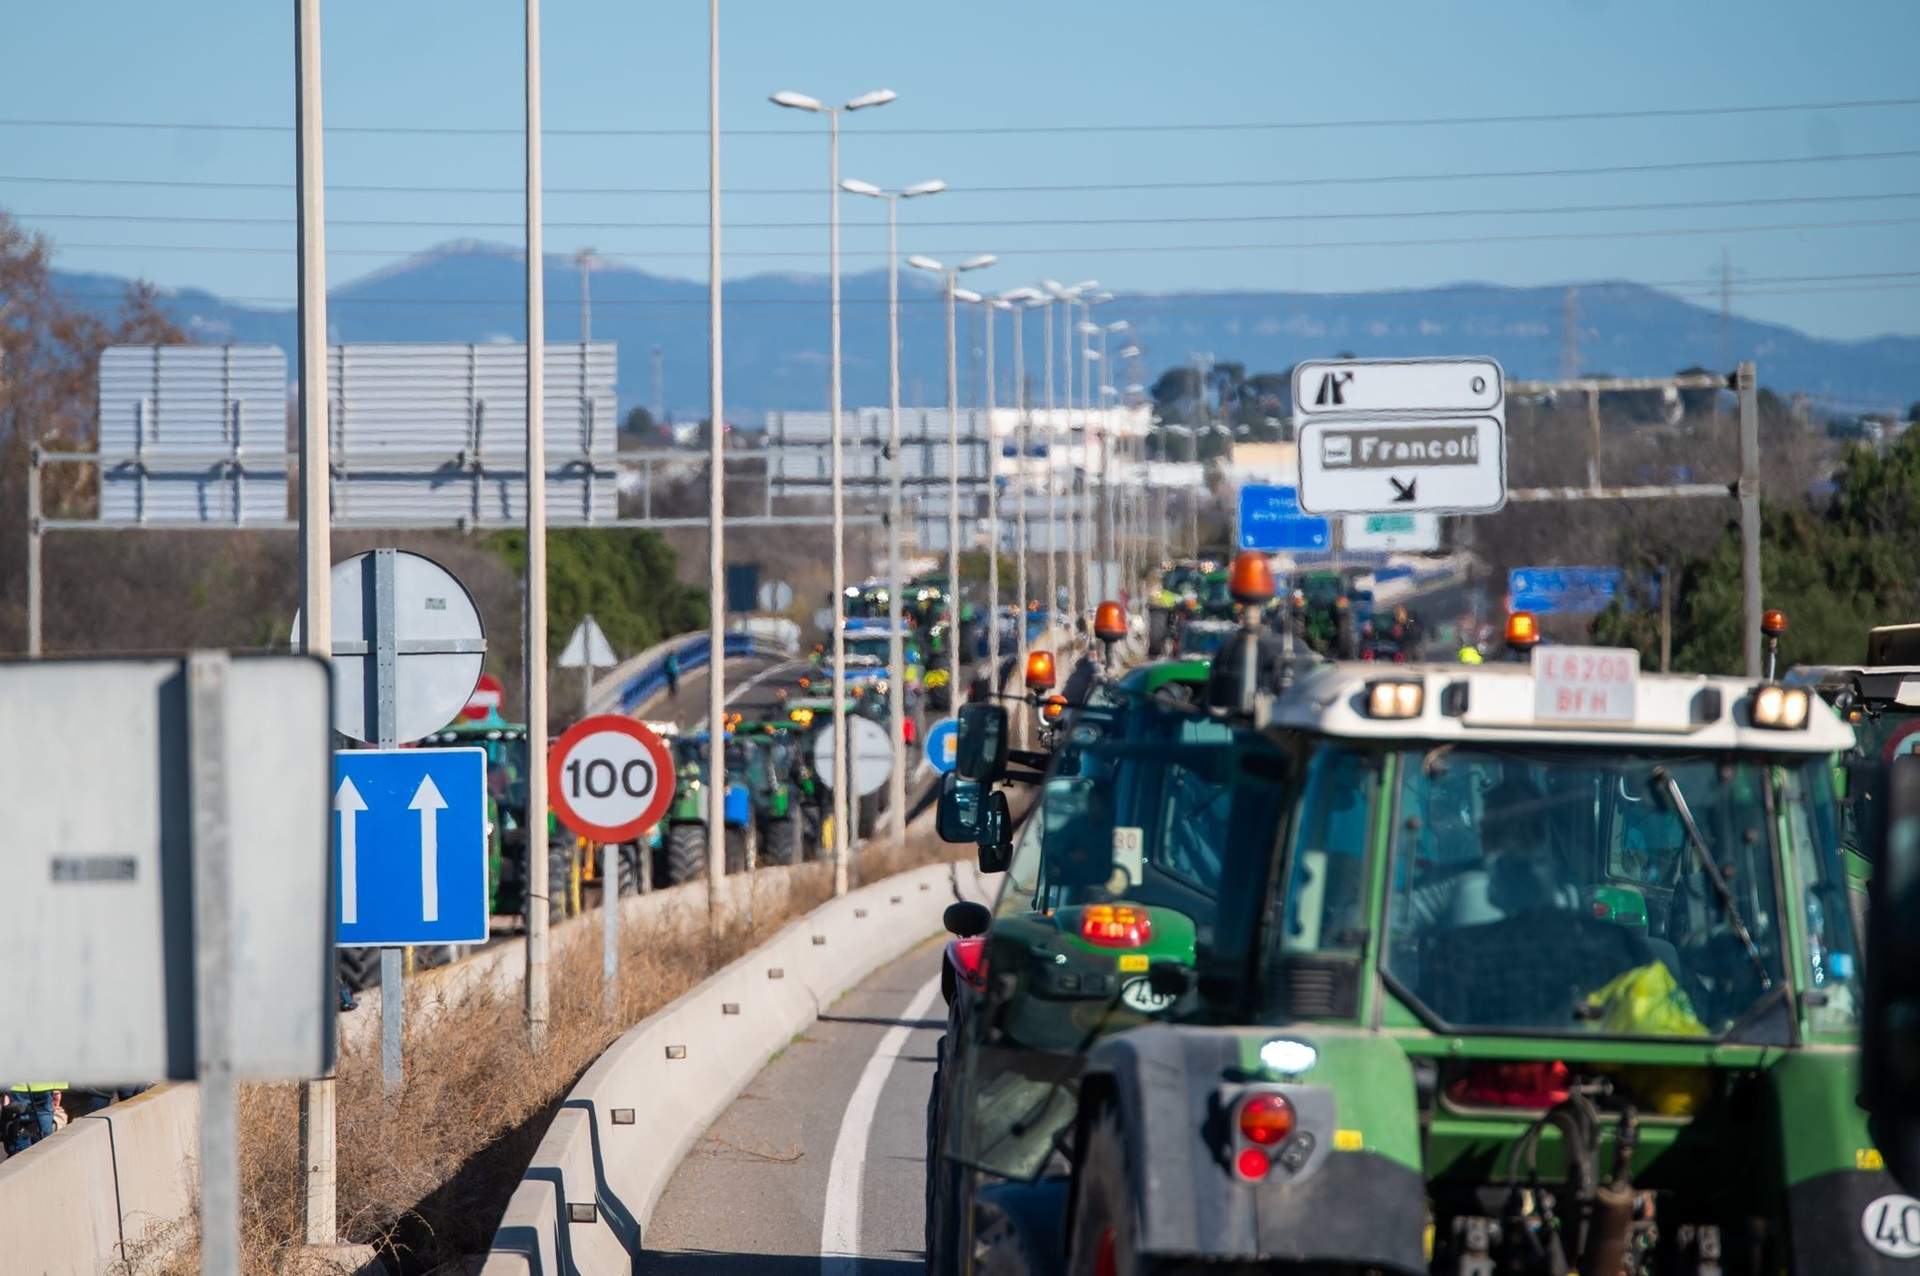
[0,654,334,1082]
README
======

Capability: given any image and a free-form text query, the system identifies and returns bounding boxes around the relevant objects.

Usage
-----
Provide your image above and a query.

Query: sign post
[1293,357,1507,516]
[297,547,487,1095]
[548,715,676,1013]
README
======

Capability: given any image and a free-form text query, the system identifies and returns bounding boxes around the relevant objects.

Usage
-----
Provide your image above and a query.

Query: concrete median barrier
[478,856,995,1275]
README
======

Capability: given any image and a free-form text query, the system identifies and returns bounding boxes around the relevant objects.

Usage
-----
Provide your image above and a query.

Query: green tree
[489,527,707,664]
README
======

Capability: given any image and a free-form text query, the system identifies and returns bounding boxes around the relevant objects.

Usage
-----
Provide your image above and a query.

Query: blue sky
[4,0,1918,341]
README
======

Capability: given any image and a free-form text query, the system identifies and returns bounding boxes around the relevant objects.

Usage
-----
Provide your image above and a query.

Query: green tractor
[731,720,809,866]
[935,635,1903,1273]
[418,714,577,926]
[1146,559,1209,657]
[658,732,758,884]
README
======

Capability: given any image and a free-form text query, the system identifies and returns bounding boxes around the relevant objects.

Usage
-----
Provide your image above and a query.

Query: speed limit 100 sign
[548,715,675,843]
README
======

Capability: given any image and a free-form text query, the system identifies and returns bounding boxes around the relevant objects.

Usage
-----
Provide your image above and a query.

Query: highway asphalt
[637,939,947,1275]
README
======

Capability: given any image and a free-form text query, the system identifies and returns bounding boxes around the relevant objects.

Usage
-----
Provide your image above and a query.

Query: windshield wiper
[1651,766,1772,990]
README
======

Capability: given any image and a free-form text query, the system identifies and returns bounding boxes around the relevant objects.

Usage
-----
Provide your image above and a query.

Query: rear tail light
[1445,1060,1571,1109]
[1079,904,1152,948]
[1235,1148,1271,1179]
[949,936,987,989]
[1237,1092,1294,1146]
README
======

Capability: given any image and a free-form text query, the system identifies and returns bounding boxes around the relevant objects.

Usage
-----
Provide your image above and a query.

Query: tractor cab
[1042,652,1902,1275]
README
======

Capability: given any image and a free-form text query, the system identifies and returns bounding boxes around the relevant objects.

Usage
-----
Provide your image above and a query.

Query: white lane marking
[820,975,943,1275]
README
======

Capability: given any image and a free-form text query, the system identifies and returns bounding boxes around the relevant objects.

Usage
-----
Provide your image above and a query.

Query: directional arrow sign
[333,747,487,946]
[1293,357,1504,418]
[1296,416,1506,516]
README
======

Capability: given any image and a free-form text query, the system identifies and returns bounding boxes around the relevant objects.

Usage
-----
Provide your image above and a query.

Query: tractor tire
[1146,610,1169,658]
[925,1026,974,1276]
[338,947,380,992]
[1067,1104,1165,1276]
[763,808,802,866]
[666,823,707,885]
[616,843,644,897]
[724,825,750,875]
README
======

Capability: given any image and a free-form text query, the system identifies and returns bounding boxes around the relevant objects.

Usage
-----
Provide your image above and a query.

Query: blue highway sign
[925,718,960,775]
[1508,566,1625,617]
[333,747,489,947]
[1237,484,1330,553]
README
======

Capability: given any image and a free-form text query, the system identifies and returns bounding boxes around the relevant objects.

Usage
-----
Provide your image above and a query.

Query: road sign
[1533,646,1639,724]
[1236,484,1330,553]
[558,614,619,668]
[292,548,487,744]
[547,715,676,842]
[1509,566,1625,616]
[334,748,489,947]
[1293,357,1503,418]
[759,578,795,612]
[814,714,894,797]
[1343,512,1441,553]
[725,562,762,615]
[925,717,960,774]
[462,671,506,721]
[1292,356,1507,516]
[1,654,333,1082]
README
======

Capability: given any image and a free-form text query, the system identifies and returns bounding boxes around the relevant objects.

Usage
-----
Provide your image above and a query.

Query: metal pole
[1012,305,1029,744]
[577,249,592,342]
[706,0,731,907]
[1586,386,1602,490]
[1042,302,1057,633]
[1737,361,1762,678]
[524,0,551,1049]
[984,302,1000,694]
[188,652,239,1276]
[885,197,907,841]
[1061,301,1078,642]
[372,550,404,1096]
[1099,325,1114,604]
[26,445,41,657]
[1659,563,1673,673]
[293,0,336,1245]
[945,272,961,717]
[828,111,851,893]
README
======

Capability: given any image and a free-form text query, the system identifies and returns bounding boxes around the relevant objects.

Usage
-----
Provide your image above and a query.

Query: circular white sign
[291,549,485,744]
[812,714,895,797]
[1120,976,1176,1015]
[1863,1194,1920,1259]
[548,715,675,842]
[759,579,795,612]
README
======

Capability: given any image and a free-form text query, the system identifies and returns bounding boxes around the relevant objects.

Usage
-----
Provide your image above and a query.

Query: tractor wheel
[666,823,707,885]
[924,1024,975,1276]
[1146,610,1168,658]
[724,825,748,874]
[338,947,380,992]
[616,843,644,896]
[1068,1103,1156,1276]
[763,808,802,866]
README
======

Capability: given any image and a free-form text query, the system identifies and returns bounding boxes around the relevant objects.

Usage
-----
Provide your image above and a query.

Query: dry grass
[198,831,958,1275]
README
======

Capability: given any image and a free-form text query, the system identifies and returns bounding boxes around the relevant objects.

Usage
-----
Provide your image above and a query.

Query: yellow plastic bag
[1583,962,1708,1037]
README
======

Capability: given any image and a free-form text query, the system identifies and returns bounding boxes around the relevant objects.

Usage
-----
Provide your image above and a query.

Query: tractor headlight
[1365,679,1423,719]
[1752,684,1810,729]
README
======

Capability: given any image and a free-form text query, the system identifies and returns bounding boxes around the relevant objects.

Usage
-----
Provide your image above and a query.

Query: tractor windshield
[1364,746,1856,1039]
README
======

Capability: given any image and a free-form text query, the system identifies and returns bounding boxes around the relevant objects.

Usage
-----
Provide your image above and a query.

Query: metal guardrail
[591,626,799,719]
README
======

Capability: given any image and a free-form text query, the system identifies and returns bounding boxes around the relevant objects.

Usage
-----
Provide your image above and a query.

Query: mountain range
[51,241,1920,420]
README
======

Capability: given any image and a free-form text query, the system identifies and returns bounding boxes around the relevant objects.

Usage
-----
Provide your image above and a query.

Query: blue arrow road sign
[925,718,960,775]
[333,747,488,947]
[1237,484,1330,553]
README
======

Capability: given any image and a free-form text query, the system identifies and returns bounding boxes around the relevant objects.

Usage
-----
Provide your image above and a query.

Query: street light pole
[771,86,895,888]
[983,298,1006,691]
[910,253,995,722]
[704,1,728,904]
[842,177,943,841]
[1041,298,1057,632]
[524,0,551,1050]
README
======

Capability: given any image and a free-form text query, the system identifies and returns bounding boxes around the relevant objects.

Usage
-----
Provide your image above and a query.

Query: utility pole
[576,248,594,342]
[652,344,664,423]
[294,0,336,1250]
[524,0,551,1050]
[706,0,729,905]
[1560,286,1580,381]
[1737,361,1762,678]
[1042,300,1057,631]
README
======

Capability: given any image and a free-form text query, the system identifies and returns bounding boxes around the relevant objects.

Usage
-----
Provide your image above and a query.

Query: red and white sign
[548,715,675,843]
[1532,646,1638,723]
[462,672,506,721]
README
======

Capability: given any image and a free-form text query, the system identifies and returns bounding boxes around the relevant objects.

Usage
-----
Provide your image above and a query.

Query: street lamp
[999,287,1043,737]
[841,175,943,839]
[1042,279,1095,640]
[910,252,996,718]
[769,85,894,891]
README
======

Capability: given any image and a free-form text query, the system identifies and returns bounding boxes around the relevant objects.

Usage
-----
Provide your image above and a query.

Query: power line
[18,189,1920,233]
[5,147,1919,199]
[0,95,1915,139]
[42,214,1920,260]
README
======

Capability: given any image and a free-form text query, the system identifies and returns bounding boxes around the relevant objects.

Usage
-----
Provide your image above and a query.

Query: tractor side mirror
[1866,753,1920,1192]
[944,900,991,938]
[1206,630,1263,716]
[977,788,1014,874]
[935,773,981,844]
[957,701,1011,784]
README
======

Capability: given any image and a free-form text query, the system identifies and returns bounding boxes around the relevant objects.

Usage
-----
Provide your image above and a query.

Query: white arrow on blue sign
[334,747,489,946]
[924,718,961,775]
